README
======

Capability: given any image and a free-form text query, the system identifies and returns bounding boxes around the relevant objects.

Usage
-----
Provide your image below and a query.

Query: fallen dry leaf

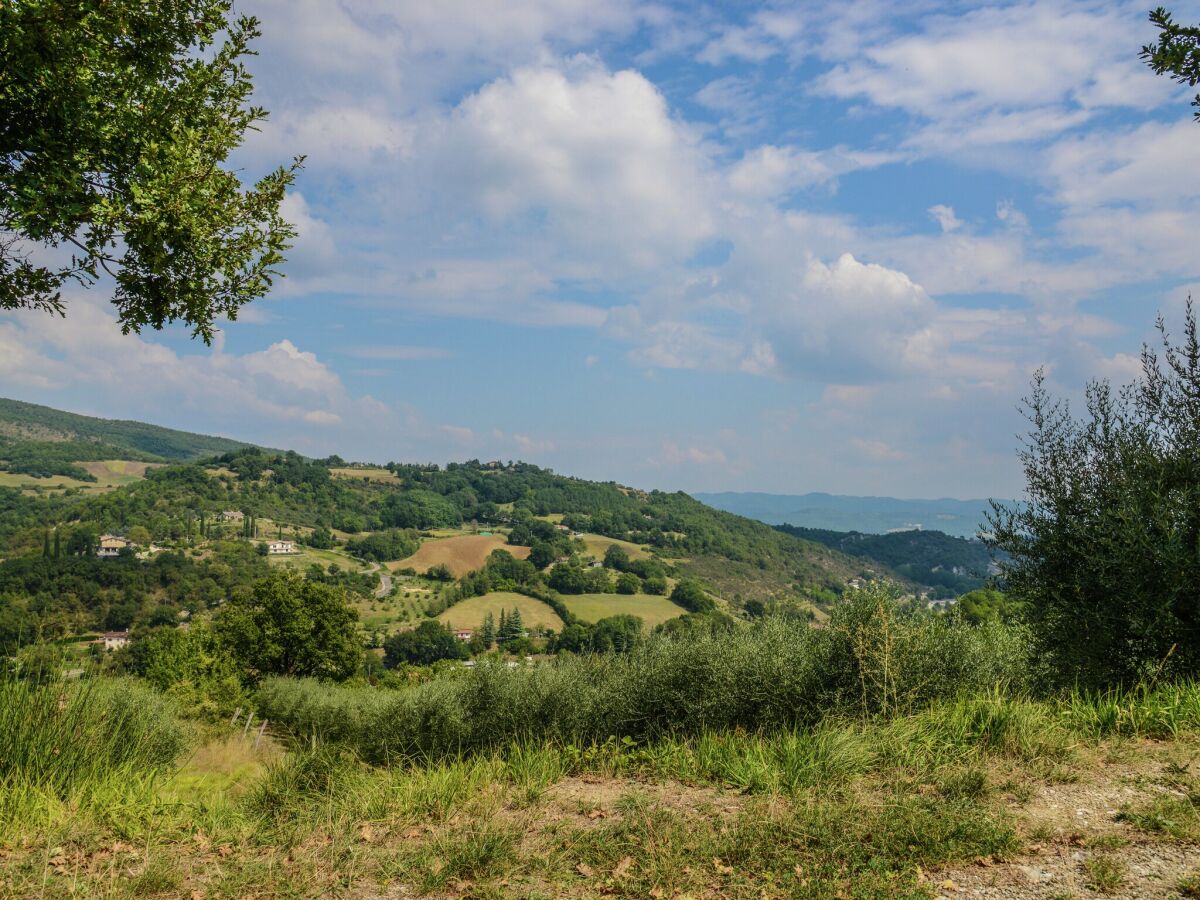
[612,856,633,879]
[649,888,664,899]
[712,857,734,875]
[586,808,606,820]
[576,862,595,878]
[359,824,375,843]
[940,878,958,891]
[217,846,233,858]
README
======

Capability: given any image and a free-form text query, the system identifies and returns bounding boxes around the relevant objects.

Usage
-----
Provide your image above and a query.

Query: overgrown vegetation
[989,306,1200,687]
[259,583,1030,762]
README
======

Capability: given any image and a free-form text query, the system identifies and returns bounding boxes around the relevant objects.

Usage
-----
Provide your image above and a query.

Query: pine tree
[480,612,496,647]
[498,609,507,638]
[498,608,524,643]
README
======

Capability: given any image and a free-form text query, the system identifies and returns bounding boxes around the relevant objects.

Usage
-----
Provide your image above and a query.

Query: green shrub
[260,583,1032,764]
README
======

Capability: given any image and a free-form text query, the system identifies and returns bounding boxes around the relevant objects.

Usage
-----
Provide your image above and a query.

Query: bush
[261,583,1031,764]
[125,623,246,718]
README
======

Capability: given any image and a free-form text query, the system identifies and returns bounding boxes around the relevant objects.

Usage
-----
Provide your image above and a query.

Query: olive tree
[988,306,1200,686]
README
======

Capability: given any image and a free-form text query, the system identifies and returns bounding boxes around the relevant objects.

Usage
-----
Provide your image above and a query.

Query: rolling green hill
[0,397,256,461]
[0,401,877,616]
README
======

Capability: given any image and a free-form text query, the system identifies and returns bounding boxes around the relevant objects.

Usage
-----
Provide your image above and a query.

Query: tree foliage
[383,620,467,667]
[215,570,361,681]
[1142,7,1200,122]
[988,307,1200,686]
[669,578,714,613]
[0,0,300,340]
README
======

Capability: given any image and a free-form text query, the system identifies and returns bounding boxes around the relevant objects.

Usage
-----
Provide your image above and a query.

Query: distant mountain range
[692,491,1007,538]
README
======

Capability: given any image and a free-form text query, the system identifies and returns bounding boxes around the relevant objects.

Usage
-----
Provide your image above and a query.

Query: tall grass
[259,586,1034,764]
[0,676,185,824]
[1060,681,1200,739]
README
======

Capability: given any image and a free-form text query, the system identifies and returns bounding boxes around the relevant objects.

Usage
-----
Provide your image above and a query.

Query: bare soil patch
[936,741,1200,898]
[537,776,747,829]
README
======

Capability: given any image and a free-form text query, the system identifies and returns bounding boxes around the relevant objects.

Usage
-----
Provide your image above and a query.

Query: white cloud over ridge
[6,0,1197,498]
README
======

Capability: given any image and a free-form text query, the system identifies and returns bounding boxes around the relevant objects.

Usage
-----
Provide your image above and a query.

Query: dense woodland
[775,524,999,597]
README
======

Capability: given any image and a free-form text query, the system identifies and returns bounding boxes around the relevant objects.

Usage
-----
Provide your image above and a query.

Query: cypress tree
[53,529,60,558]
[42,530,50,557]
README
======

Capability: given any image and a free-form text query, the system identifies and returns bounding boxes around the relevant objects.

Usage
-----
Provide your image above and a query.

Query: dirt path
[376,567,392,598]
[934,741,1199,898]
[362,561,393,597]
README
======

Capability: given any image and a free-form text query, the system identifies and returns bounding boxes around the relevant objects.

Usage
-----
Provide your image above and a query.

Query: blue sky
[3,0,1200,499]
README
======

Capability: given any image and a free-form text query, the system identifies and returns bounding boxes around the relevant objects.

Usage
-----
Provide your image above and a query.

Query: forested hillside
[0,397,255,460]
[0,404,888,651]
[775,523,999,597]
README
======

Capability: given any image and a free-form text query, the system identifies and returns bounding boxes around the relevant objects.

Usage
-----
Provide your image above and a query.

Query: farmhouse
[92,631,129,651]
[220,510,245,522]
[96,535,129,558]
[453,629,473,641]
[267,540,296,555]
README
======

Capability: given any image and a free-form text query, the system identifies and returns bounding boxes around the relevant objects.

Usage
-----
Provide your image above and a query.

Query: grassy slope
[561,592,685,628]
[0,397,255,460]
[437,591,564,631]
[4,685,1199,898]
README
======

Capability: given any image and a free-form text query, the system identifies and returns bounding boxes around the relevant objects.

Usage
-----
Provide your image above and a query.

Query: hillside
[694,490,1001,538]
[0,397,256,461]
[0,403,878,627]
[775,523,1001,597]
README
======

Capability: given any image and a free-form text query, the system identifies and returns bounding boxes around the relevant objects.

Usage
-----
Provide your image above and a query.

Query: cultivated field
[437,591,564,631]
[356,576,441,634]
[267,544,370,572]
[581,533,650,561]
[330,466,399,483]
[0,459,156,494]
[561,592,685,628]
[393,533,530,577]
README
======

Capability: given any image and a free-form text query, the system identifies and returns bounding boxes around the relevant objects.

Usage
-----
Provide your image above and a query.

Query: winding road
[364,561,393,598]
